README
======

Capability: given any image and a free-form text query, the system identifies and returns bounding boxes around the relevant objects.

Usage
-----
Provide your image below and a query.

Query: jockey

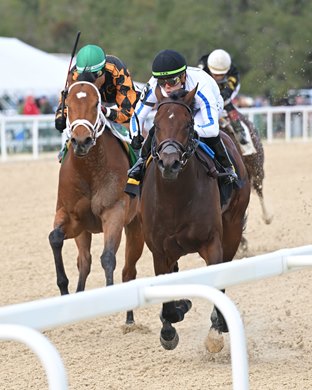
[55,44,138,132]
[127,49,238,187]
[198,49,248,145]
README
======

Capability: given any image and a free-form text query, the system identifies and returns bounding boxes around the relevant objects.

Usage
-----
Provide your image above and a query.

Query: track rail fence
[1,105,312,161]
[1,245,312,389]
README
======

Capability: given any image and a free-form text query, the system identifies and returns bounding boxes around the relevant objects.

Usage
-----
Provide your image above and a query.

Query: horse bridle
[152,100,198,166]
[66,81,106,145]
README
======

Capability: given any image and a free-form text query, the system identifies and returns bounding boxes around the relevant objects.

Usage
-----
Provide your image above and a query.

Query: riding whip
[61,31,81,118]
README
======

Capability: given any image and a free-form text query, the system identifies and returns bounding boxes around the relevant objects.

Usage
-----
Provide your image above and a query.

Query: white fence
[1,245,312,390]
[1,105,312,161]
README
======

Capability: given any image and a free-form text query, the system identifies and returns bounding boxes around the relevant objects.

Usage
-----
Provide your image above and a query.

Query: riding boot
[227,109,248,145]
[127,128,154,182]
[204,135,238,183]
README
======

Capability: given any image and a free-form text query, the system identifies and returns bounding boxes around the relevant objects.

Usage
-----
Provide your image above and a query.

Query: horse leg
[48,226,69,295]
[74,231,92,292]
[199,238,227,353]
[152,255,192,350]
[100,217,123,286]
[122,215,145,324]
[160,299,192,350]
[205,294,228,353]
[256,187,273,224]
[240,235,249,252]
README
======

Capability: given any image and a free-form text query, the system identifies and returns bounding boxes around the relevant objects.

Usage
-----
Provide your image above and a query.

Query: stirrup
[221,166,238,184]
[127,158,145,181]
[124,178,140,198]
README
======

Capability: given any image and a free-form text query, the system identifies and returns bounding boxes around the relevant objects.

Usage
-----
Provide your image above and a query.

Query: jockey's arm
[129,81,156,139]
[193,83,223,139]
[106,79,138,124]
[129,100,154,140]
[54,68,77,133]
[55,96,67,133]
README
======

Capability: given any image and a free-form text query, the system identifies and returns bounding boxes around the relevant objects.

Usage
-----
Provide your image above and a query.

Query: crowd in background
[0,94,56,115]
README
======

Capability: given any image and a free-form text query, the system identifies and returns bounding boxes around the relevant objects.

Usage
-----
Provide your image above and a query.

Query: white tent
[0,37,69,96]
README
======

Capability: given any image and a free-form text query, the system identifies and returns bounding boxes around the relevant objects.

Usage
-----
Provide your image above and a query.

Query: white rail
[0,324,67,390]
[1,105,312,161]
[1,245,312,389]
[240,105,312,142]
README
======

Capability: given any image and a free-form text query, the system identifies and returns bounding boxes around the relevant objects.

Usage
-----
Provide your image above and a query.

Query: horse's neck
[69,132,111,173]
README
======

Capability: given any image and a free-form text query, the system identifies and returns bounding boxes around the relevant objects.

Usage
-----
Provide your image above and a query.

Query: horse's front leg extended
[160,300,192,350]
[100,247,117,286]
[75,231,92,292]
[123,215,145,324]
[100,221,123,286]
[48,226,69,295]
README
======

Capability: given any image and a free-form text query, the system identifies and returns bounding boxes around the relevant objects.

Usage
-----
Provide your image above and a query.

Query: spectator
[38,96,54,114]
[22,95,40,115]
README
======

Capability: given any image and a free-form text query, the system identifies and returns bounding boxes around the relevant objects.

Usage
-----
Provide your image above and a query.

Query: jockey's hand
[221,86,233,101]
[224,101,235,113]
[55,115,66,133]
[101,105,107,115]
[131,134,144,150]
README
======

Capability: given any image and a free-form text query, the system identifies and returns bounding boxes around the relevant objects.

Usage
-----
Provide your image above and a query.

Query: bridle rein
[152,99,198,167]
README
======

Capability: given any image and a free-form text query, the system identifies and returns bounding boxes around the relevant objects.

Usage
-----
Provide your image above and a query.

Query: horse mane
[169,89,195,112]
[77,71,97,83]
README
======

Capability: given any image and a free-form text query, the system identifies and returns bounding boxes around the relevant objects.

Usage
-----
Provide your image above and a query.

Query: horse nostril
[172,161,181,171]
[158,160,164,170]
[85,137,93,147]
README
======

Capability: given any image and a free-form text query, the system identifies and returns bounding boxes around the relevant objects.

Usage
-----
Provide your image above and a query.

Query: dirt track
[0,141,312,390]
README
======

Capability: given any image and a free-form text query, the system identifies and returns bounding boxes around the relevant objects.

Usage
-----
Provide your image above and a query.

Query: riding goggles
[157,75,182,87]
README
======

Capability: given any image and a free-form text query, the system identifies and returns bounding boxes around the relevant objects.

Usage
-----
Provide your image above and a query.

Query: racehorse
[48,80,144,324]
[139,86,250,352]
[221,111,273,228]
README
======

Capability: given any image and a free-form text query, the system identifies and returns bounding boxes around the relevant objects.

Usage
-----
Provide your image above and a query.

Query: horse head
[66,80,105,157]
[152,85,198,180]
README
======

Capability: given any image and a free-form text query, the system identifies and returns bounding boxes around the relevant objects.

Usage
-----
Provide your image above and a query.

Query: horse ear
[155,84,165,102]
[94,74,105,90]
[184,83,198,106]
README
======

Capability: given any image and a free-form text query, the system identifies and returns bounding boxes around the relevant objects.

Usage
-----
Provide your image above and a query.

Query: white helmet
[207,49,231,74]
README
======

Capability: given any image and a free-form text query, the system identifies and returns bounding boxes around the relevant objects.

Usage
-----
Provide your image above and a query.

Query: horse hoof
[205,328,224,353]
[175,299,192,320]
[160,330,179,350]
[263,214,273,225]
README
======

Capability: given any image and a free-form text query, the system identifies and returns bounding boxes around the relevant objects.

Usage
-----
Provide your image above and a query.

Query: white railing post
[267,111,273,142]
[285,111,291,141]
[142,285,249,390]
[0,324,68,390]
[32,118,39,159]
[0,247,311,389]
[0,116,7,161]
[302,110,308,140]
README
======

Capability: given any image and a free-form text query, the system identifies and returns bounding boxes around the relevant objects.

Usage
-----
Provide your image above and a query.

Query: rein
[66,81,106,145]
[152,99,197,166]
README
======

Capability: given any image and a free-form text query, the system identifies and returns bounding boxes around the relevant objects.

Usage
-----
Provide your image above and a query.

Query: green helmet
[76,45,106,74]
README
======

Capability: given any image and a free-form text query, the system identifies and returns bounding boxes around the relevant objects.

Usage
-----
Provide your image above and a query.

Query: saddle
[195,141,239,207]
[195,142,218,179]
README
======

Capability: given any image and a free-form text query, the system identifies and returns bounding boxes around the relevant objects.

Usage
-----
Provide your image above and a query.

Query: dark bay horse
[220,111,273,250]
[49,81,144,323]
[139,86,250,352]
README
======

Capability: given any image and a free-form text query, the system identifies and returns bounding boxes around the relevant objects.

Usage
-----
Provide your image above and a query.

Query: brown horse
[48,80,144,323]
[221,111,273,250]
[139,86,250,352]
